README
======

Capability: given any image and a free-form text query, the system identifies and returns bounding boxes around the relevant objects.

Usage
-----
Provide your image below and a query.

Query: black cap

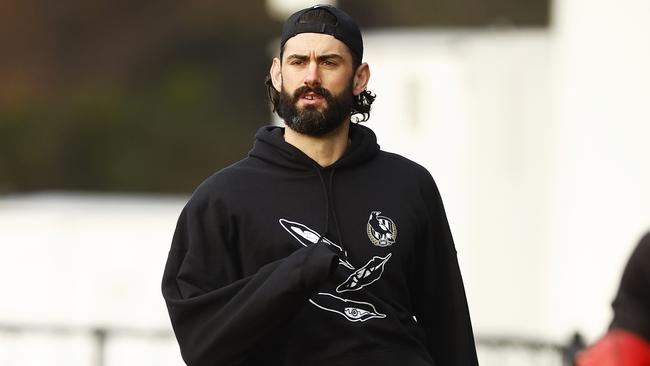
[280,4,363,61]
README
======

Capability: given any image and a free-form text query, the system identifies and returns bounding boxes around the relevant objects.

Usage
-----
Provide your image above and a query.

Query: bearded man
[162,5,478,366]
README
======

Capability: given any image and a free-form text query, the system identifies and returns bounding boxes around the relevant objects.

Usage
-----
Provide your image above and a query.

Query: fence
[0,323,584,366]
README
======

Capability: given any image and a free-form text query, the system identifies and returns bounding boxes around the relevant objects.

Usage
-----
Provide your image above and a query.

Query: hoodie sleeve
[161,194,339,366]
[410,173,478,366]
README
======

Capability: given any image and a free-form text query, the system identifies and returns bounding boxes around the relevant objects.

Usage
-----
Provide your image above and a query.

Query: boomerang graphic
[279,219,354,270]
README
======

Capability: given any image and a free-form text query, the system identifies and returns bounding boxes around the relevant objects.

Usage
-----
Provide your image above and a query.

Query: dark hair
[265,8,376,122]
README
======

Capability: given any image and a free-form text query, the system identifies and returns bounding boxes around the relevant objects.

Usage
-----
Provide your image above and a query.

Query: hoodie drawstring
[315,169,330,243]
[314,168,345,251]
[327,169,346,251]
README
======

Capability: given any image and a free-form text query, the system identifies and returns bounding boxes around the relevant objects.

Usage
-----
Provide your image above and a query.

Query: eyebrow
[286,54,346,63]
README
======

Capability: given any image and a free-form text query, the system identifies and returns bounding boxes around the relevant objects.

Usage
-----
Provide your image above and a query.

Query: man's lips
[299,92,325,106]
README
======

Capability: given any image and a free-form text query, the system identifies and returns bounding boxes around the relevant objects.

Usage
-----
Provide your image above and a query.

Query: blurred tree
[0,0,277,193]
[0,0,548,193]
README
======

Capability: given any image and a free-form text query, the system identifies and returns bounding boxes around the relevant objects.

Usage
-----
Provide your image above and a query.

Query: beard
[276,81,355,137]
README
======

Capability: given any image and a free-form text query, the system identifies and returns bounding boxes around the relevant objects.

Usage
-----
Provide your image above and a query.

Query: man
[576,231,650,365]
[162,5,478,366]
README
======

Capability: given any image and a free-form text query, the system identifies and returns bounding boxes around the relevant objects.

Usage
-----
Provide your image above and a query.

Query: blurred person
[576,231,650,365]
[563,332,587,365]
[162,5,477,366]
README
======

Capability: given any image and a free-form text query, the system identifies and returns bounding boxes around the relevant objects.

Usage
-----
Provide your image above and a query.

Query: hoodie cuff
[300,243,339,290]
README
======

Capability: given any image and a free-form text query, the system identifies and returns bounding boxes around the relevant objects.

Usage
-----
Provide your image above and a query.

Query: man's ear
[353,63,370,96]
[270,57,282,92]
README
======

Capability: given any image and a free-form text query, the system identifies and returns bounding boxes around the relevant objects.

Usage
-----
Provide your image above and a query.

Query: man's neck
[284,120,351,168]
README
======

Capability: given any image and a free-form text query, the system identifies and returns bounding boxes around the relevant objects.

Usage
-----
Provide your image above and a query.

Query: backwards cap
[280,4,363,61]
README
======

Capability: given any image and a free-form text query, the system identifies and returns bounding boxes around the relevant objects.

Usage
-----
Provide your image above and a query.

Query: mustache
[292,85,333,101]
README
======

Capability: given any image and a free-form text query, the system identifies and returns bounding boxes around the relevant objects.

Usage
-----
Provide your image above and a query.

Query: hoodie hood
[248,122,381,246]
[249,123,380,171]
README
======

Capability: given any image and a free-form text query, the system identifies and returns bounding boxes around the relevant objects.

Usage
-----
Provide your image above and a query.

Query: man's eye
[322,60,336,66]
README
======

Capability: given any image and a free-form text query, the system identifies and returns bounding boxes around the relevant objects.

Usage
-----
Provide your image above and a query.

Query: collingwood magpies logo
[366,211,397,247]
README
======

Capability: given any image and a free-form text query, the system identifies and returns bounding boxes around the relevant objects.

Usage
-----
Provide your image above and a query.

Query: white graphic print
[279,218,392,322]
[309,293,386,322]
[336,253,392,293]
[366,211,397,247]
[279,219,354,270]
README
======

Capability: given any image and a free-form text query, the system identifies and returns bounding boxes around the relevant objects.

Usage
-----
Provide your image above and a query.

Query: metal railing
[0,324,173,366]
[0,323,584,366]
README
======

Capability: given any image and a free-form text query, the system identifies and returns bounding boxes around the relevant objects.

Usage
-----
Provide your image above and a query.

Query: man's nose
[303,61,321,87]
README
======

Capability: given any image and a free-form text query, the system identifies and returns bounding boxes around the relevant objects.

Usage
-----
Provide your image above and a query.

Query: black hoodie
[162,124,478,366]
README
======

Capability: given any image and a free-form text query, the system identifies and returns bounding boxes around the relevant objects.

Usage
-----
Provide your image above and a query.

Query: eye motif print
[309,293,386,322]
[279,218,392,322]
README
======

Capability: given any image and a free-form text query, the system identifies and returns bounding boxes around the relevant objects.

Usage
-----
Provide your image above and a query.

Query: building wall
[0,193,186,366]
[545,0,650,341]
[364,29,554,338]
[363,0,650,343]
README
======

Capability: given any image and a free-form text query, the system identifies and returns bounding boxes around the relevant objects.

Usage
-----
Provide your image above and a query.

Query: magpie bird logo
[366,211,397,247]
